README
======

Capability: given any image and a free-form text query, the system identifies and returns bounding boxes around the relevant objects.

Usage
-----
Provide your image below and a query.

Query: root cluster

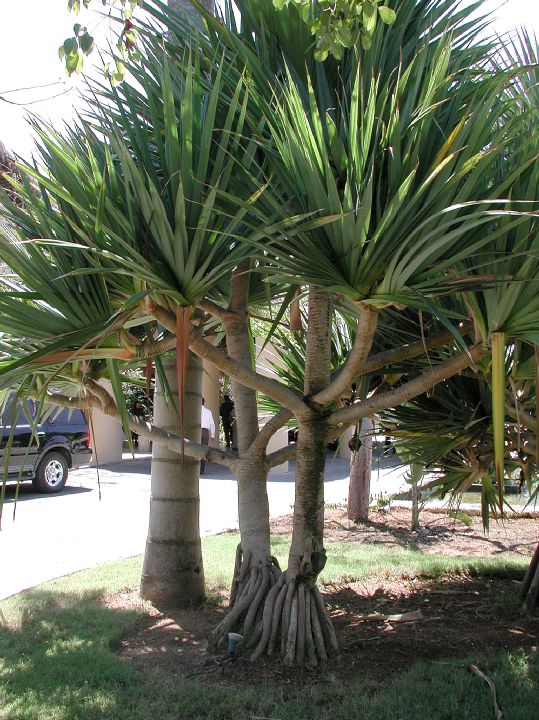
[211,544,338,666]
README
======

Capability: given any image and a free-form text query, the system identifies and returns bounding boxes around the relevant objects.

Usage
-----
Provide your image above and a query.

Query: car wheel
[33,452,68,493]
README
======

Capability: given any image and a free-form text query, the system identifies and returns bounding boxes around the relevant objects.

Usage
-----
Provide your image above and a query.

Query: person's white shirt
[201,405,215,439]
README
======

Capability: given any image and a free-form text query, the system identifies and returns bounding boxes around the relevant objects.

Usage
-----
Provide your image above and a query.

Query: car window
[0,397,36,426]
[45,407,87,427]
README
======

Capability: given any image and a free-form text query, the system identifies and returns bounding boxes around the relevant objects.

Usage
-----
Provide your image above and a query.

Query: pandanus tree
[94,0,539,661]
[0,41,274,607]
[381,27,539,611]
[218,3,537,661]
[0,6,311,619]
[135,0,536,664]
[1,0,538,665]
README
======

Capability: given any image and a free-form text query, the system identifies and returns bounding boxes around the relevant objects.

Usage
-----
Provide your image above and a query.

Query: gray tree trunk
[409,462,423,531]
[140,354,205,606]
[269,288,339,666]
[210,266,275,652]
[347,417,374,523]
[226,261,271,566]
[138,0,212,610]
[287,288,332,580]
[236,456,271,563]
[216,289,339,665]
[288,415,328,579]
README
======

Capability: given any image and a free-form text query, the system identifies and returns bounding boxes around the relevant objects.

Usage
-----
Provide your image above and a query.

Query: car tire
[33,451,68,494]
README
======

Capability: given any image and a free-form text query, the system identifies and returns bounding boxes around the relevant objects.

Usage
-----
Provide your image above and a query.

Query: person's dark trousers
[201,428,209,473]
[223,422,232,448]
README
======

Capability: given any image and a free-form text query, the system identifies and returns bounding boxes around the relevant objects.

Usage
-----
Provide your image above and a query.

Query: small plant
[324,501,343,510]
[369,492,393,510]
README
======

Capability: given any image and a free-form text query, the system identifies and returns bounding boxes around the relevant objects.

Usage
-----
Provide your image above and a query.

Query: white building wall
[88,381,124,465]
[254,337,289,473]
[202,358,220,447]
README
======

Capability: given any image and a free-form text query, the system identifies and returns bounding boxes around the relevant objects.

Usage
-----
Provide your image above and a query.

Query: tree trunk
[283,289,337,665]
[226,264,271,564]
[409,463,423,531]
[347,417,374,523]
[139,0,211,610]
[288,288,332,580]
[210,455,278,650]
[236,457,271,566]
[411,484,420,531]
[521,540,539,612]
[140,354,205,606]
[287,416,328,581]
[245,289,338,666]
[227,333,259,456]
[210,262,276,650]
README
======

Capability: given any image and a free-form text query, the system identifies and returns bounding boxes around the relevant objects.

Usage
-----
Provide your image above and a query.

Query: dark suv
[0,398,92,493]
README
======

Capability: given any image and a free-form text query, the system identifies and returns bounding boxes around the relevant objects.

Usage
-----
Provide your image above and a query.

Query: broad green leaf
[378,6,396,24]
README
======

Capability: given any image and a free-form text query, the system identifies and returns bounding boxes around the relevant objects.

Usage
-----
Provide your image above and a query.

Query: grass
[207,532,529,587]
[0,535,537,720]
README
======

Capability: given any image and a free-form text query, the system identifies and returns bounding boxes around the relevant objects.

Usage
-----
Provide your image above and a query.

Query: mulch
[112,506,539,687]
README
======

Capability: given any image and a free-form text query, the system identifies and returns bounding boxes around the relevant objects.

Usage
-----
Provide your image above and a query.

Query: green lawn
[0,535,536,720]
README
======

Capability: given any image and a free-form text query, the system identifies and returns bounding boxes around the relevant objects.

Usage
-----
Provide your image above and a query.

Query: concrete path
[0,453,407,600]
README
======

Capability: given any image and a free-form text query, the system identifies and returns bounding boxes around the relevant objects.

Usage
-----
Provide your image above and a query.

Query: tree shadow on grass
[3,574,537,720]
[0,588,144,720]
[106,569,539,717]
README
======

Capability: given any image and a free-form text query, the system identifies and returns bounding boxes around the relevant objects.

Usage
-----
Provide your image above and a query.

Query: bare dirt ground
[276,506,539,558]
[113,507,539,686]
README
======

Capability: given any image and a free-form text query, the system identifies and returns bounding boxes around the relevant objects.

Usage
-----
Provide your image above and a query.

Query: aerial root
[212,543,338,665]
[249,574,285,662]
[249,579,337,666]
[211,555,279,650]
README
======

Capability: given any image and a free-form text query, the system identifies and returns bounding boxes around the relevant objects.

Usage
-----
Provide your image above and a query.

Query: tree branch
[48,392,101,412]
[248,408,293,456]
[153,303,307,412]
[312,305,378,406]
[267,442,297,468]
[506,403,535,430]
[139,334,177,358]
[361,322,473,376]
[32,348,136,364]
[328,343,487,428]
[189,327,310,416]
[197,298,235,323]
[152,305,178,333]
[52,383,237,469]
[29,332,178,368]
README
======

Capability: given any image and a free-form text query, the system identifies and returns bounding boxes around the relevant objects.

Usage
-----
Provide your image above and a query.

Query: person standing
[131,399,146,449]
[200,397,215,473]
[219,394,235,448]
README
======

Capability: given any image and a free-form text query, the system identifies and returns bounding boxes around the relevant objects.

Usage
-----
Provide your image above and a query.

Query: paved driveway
[0,453,406,600]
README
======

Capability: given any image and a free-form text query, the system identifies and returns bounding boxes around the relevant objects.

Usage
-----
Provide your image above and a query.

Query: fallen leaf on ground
[469,664,504,720]
[357,609,425,623]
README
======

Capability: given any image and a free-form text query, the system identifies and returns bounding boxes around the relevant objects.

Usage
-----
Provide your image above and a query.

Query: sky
[0,0,538,159]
